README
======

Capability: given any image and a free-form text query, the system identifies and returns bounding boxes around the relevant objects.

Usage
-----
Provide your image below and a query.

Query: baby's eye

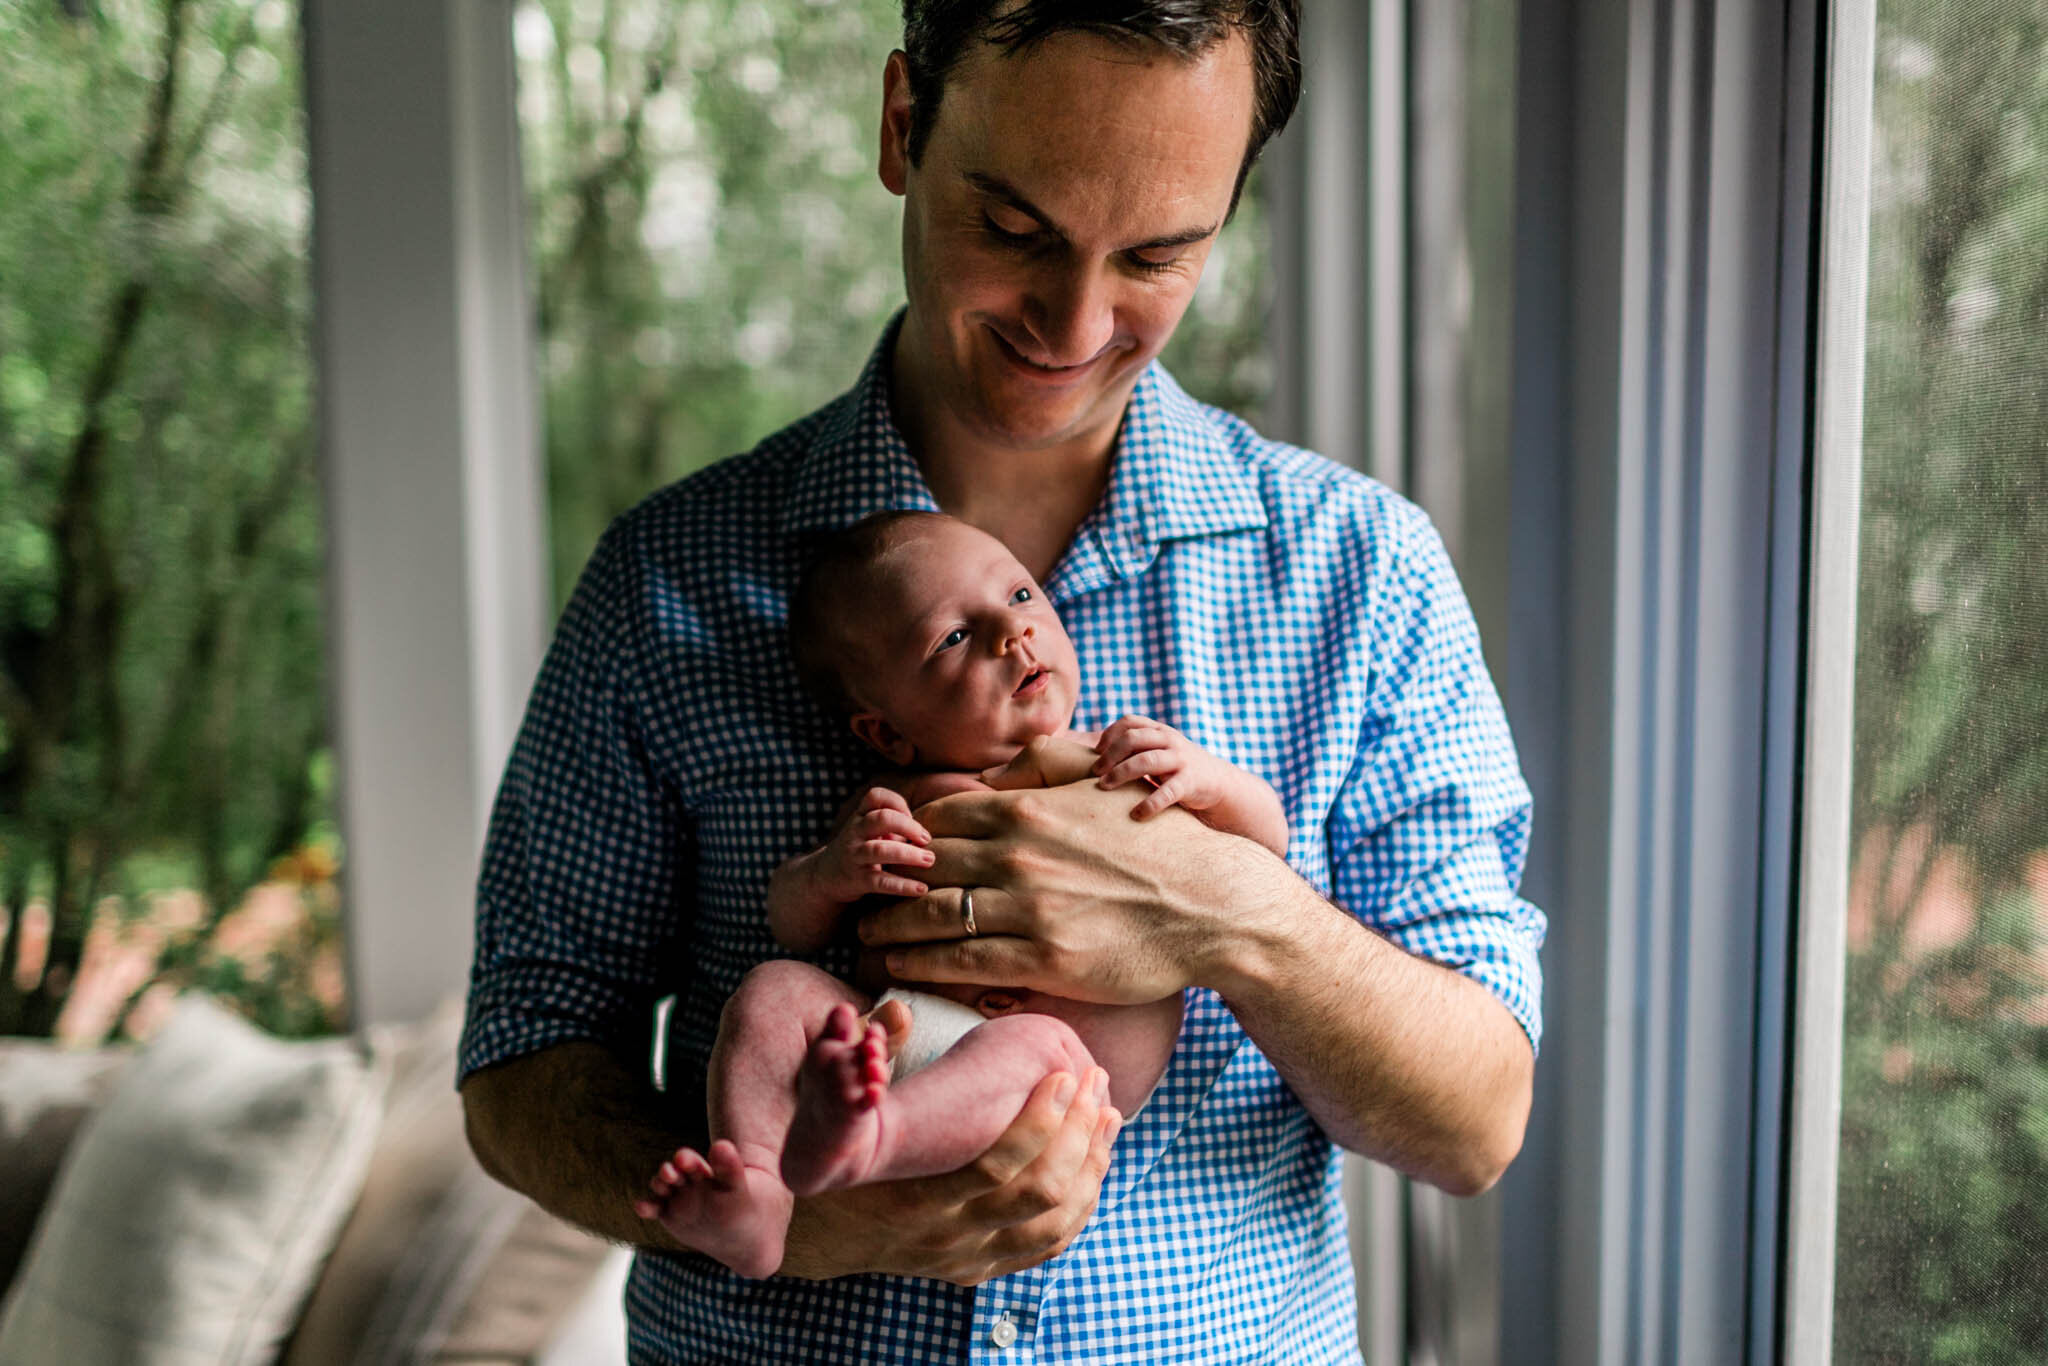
[1010,587,1033,605]
[937,627,969,651]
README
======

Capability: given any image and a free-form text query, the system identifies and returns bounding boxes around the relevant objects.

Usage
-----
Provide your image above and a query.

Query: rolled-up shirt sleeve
[1326,503,1547,1053]
[460,520,691,1081]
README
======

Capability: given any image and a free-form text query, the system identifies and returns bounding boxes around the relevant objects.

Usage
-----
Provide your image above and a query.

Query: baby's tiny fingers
[1133,782,1183,819]
[861,787,913,815]
[859,838,934,866]
[869,809,932,845]
[1099,751,1176,789]
[873,874,930,898]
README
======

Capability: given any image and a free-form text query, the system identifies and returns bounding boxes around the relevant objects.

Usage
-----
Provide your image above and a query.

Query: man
[461,2,1544,1361]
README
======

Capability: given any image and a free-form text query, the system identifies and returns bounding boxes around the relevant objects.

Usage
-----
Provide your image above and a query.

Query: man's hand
[859,777,1254,1005]
[855,777,1534,1195]
[779,1067,1120,1283]
[466,1045,1119,1274]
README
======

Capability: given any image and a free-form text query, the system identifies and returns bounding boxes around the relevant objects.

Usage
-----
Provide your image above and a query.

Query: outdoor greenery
[1832,0,2048,1359]
[515,0,1271,607]
[0,0,1269,1044]
[3,0,2042,1355]
[0,0,338,1041]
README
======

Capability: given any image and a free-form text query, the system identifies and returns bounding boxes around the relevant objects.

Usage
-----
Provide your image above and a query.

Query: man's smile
[986,324,1114,384]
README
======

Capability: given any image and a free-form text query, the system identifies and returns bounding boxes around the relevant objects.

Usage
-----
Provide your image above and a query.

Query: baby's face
[842,519,1080,771]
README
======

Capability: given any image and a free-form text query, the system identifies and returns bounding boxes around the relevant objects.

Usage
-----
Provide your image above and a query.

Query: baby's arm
[767,787,935,952]
[1093,715,1289,856]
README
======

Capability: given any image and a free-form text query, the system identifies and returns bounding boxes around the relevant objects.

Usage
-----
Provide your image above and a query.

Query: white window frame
[1781,0,1877,1358]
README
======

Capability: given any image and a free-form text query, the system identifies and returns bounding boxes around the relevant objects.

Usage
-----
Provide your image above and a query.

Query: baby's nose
[996,620,1035,654]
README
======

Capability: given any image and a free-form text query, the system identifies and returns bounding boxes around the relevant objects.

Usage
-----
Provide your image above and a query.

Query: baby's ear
[849,712,916,766]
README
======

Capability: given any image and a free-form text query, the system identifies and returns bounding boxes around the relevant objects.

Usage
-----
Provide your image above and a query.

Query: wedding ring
[961,886,979,938]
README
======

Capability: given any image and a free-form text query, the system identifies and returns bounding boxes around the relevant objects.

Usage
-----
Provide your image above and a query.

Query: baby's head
[790,511,1080,771]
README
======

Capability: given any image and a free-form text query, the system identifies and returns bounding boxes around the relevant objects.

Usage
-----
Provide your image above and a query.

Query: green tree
[1833,0,2048,1358]
[0,0,335,1039]
[516,0,1272,607]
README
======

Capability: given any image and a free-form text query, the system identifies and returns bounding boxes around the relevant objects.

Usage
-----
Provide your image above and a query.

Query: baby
[635,511,1288,1277]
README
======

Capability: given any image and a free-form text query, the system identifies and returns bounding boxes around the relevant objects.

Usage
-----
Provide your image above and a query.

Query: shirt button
[989,1313,1018,1348]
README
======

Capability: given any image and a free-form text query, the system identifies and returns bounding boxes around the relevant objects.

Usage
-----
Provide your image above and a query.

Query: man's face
[880,29,1256,454]
[842,519,1081,772]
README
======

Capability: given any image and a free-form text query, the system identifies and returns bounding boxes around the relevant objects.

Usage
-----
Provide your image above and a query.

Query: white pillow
[0,994,388,1366]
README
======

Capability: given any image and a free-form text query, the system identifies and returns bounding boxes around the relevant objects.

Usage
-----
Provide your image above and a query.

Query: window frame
[1486,0,1833,1358]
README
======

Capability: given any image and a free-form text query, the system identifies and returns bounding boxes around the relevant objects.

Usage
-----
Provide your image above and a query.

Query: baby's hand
[812,787,934,901]
[1093,714,1232,820]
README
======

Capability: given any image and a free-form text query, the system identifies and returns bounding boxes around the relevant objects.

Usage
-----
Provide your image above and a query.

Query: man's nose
[1022,266,1115,366]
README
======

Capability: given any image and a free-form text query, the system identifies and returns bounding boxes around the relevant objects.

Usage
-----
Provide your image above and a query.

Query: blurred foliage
[0,0,338,1039]
[515,0,1272,606]
[1833,0,2048,1358]
[0,0,1272,1041]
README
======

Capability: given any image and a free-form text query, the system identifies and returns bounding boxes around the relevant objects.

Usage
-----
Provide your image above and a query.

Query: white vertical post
[303,0,547,1027]
[1782,0,1877,1359]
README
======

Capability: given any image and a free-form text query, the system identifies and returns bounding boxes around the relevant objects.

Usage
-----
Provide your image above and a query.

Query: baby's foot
[781,1003,893,1195]
[634,1139,791,1279]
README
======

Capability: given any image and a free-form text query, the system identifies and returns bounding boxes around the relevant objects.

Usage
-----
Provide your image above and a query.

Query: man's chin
[966,383,1124,453]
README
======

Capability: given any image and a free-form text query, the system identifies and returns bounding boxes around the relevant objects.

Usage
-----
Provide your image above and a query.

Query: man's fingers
[918,833,1006,889]
[920,1069,1081,1201]
[909,790,1020,839]
[978,1098,1121,1275]
[961,1067,1104,1205]
[959,1067,1112,1267]
[859,882,1009,946]
[884,934,1040,987]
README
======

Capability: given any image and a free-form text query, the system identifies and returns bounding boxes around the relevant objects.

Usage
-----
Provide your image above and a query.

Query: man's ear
[850,711,916,766]
[879,49,913,196]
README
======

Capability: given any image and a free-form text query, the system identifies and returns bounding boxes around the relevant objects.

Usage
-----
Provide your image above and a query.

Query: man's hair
[899,0,1301,211]
[789,509,957,717]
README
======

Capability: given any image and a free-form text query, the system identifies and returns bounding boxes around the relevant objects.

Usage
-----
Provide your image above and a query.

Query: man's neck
[890,324,1121,582]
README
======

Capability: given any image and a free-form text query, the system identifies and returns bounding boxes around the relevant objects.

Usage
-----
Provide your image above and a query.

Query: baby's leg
[642,959,873,1278]
[782,1006,1095,1195]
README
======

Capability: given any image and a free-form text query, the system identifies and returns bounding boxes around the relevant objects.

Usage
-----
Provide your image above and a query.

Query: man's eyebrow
[963,171,1218,252]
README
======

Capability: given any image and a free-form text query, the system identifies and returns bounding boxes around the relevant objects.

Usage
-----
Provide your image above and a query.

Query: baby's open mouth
[1013,668,1048,697]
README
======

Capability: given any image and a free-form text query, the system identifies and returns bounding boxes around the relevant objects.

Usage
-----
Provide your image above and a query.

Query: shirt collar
[779,316,1270,570]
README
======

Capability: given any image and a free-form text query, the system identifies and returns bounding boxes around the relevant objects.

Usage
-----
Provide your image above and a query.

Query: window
[1831,0,2048,1357]
[0,0,340,1043]
[512,0,1272,604]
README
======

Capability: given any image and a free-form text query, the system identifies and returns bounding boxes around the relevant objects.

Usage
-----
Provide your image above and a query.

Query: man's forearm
[462,1042,696,1248]
[461,1038,1121,1282]
[1202,848,1534,1196]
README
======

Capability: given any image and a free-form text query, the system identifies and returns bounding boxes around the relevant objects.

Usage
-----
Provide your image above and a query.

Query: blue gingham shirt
[462,322,1545,1365]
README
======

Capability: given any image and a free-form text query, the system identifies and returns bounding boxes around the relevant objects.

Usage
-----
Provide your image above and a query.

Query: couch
[0,995,627,1365]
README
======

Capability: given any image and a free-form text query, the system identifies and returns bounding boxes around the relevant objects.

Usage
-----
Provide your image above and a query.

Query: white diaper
[876,987,987,1079]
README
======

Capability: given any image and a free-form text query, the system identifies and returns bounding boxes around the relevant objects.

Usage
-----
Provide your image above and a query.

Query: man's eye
[1127,248,1182,274]
[983,213,1038,245]
[938,627,969,650]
